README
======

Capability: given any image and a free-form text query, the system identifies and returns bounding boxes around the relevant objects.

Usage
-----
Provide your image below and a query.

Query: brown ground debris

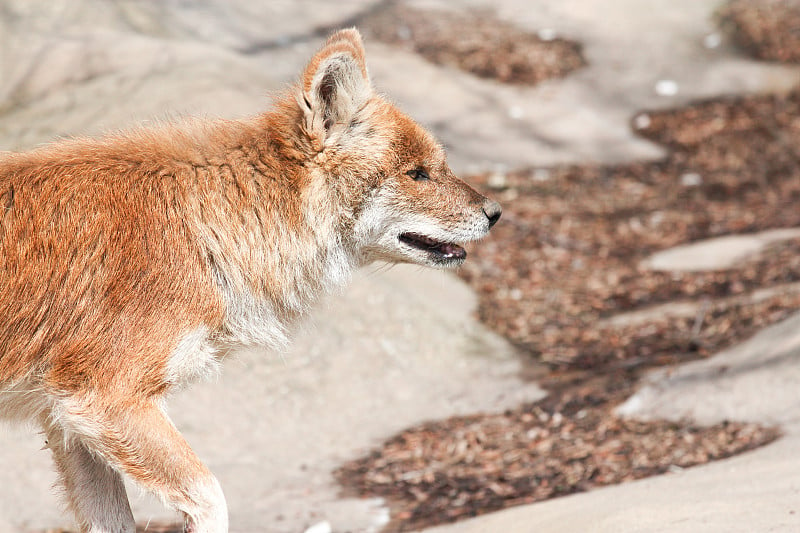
[717,0,800,63]
[359,4,585,85]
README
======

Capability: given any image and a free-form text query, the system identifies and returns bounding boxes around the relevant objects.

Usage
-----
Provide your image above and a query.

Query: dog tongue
[441,243,467,260]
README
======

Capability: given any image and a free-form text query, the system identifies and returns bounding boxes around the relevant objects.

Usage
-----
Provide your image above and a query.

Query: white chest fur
[165,326,222,389]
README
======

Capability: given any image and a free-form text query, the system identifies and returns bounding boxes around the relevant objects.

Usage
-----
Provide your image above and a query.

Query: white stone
[304,521,332,533]
[633,113,651,130]
[655,79,679,96]
[508,105,525,120]
[703,33,722,49]
[537,28,558,41]
[680,172,702,186]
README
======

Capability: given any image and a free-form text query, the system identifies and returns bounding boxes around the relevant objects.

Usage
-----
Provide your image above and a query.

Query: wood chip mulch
[462,90,800,372]
[358,4,585,85]
[717,0,800,63]
[337,400,776,532]
[335,89,800,530]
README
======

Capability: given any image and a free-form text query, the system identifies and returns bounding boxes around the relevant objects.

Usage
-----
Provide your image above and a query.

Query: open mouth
[399,232,466,261]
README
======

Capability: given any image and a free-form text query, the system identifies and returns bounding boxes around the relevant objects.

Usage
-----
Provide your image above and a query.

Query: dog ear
[299,29,373,149]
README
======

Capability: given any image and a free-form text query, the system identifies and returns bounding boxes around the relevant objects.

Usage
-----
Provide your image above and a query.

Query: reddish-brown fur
[0,29,500,532]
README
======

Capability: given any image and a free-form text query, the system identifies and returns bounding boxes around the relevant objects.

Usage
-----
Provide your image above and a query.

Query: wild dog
[0,29,501,532]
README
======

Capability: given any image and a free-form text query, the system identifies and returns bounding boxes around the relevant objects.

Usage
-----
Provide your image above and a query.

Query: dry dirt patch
[717,0,800,63]
[359,4,585,85]
[463,90,800,372]
[337,392,775,531]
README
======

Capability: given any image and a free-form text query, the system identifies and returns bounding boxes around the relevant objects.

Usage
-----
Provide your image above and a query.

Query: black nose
[483,200,502,228]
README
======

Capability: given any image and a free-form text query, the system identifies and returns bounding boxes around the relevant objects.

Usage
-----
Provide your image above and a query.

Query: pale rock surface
[642,228,800,272]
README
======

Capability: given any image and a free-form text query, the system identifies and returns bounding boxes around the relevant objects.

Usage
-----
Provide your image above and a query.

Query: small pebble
[680,172,703,186]
[508,105,525,120]
[703,33,722,49]
[655,79,679,96]
[501,188,519,201]
[487,172,508,190]
[650,211,665,226]
[304,521,332,533]
[396,25,412,41]
[633,113,651,130]
[538,28,557,41]
[533,168,551,182]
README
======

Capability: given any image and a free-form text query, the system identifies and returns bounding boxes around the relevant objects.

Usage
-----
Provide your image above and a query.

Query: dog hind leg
[43,421,136,533]
[53,399,228,533]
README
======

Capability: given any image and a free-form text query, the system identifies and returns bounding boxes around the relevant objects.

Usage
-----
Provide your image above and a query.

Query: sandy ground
[2,1,800,532]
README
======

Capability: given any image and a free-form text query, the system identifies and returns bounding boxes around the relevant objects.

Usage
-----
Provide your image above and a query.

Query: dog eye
[406,168,430,181]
